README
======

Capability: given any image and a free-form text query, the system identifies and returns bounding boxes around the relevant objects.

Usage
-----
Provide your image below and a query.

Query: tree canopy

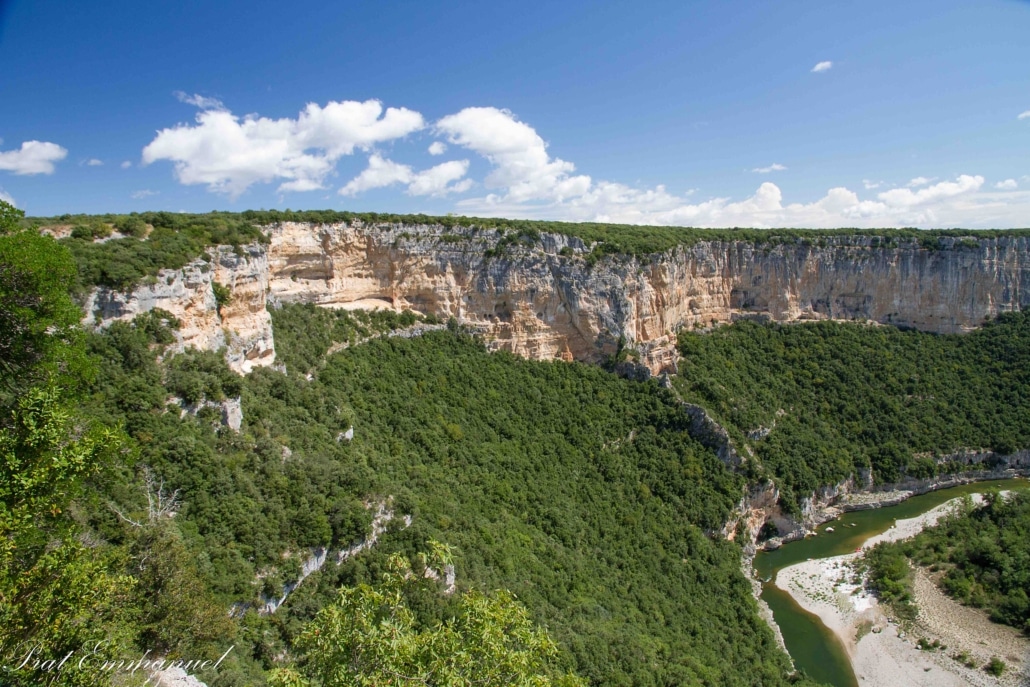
[0,212,132,686]
[272,542,587,687]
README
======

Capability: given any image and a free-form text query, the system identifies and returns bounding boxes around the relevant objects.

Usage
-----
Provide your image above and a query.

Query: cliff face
[85,244,276,373]
[86,222,1030,374]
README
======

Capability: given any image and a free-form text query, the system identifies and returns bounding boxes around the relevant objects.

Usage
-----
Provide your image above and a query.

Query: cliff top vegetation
[28,208,1030,283]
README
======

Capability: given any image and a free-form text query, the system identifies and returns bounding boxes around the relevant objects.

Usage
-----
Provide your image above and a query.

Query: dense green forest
[11,199,1030,685]
[72,299,806,685]
[33,209,1030,292]
[866,492,1030,635]
[673,317,1030,509]
[4,202,612,686]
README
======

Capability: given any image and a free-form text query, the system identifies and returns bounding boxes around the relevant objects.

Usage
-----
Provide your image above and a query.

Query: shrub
[212,281,232,315]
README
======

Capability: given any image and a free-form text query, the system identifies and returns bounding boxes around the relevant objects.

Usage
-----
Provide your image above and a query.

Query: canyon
[85,221,1030,375]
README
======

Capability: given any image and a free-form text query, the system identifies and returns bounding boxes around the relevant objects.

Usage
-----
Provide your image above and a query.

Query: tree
[270,542,586,687]
[0,385,133,686]
[0,218,134,686]
[0,199,23,235]
[212,281,232,316]
[127,521,237,657]
[0,229,87,396]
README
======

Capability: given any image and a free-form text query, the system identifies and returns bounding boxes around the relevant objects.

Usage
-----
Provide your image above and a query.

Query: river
[753,478,1029,687]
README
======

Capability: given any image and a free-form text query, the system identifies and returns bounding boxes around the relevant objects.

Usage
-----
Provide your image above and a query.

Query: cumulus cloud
[340,154,472,197]
[906,176,935,188]
[339,154,414,196]
[175,91,225,110]
[995,179,1018,190]
[0,140,68,175]
[811,61,833,73]
[85,158,103,167]
[465,174,1008,228]
[1018,110,1030,120]
[877,175,983,207]
[436,107,591,203]
[121,160,132,169]
[427,106,1022,227]
[131,189,158,199]
[141,97,1030,228]
[408,159,473,196]
[753,163,787,174]
[143,99,424,198]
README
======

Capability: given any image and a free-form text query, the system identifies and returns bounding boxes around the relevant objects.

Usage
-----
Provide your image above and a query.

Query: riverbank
[836,469,1030,515]
[761,469,1030,552]
[775,495,1029,687]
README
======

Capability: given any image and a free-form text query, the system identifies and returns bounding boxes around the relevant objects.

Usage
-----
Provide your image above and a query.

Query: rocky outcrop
[170,396,243,433]
[258,498,412,615]
[680,402,747,470]
[749,450,1030,550]
[85,245,275,374]
[86,222,1030,375]
[149,667,208,687]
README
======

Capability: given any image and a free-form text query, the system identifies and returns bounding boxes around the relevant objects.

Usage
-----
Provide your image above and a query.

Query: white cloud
[428,141,447,156]
[121,160,132,169]
[174,91,225,111]
[85,158,103,167]
[131,189,158,199]
[428,107,1022,228]
[0,189,15,206]
[140,97,1030,228]
[408,160,473,196]
[143,99,425,198]
[0,140,68,175]
[1018,110,1030,120]
[995,179,1018,190]
[877,175,983,208]
[339,154,414,196]
[906,176,935,188]
[811,61,833,73]
[459,174,1012,229]
[752,163,787,174]
[436,107,591,204]
[340,154,472,197]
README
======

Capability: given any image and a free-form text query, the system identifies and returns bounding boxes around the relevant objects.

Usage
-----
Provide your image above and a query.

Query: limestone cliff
[86,221,1030,374]
[85,244,275,373]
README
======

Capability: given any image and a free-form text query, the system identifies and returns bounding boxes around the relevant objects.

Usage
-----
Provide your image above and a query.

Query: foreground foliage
[271,543,586,687]
[0,208,133,686]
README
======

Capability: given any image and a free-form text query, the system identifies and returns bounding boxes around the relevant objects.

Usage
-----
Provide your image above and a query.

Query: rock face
[86,222,1030,374]
[85,244,275,373]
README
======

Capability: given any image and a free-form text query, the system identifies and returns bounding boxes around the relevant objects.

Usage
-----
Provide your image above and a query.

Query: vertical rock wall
[86,223,1030,375]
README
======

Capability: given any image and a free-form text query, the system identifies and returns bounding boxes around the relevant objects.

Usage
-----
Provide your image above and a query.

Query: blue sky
[0,0,1028,227]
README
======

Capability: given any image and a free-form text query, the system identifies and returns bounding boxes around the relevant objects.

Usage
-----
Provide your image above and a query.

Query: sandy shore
[776,495,1030,687]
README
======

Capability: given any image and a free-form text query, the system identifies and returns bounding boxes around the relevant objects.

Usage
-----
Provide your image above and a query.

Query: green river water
[753,478,1029,687]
